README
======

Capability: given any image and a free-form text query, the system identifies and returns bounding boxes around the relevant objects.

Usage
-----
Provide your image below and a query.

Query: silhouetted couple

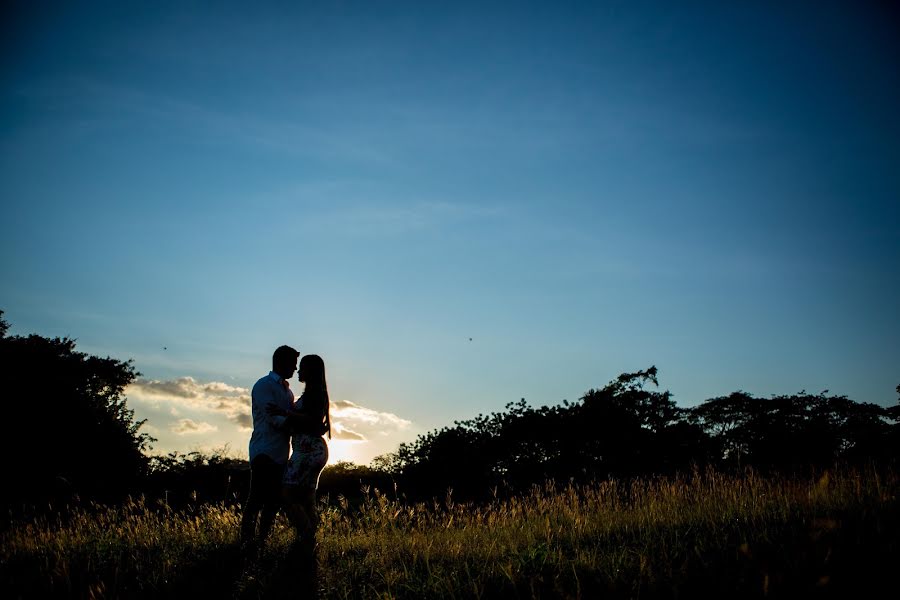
[240,345,332,565]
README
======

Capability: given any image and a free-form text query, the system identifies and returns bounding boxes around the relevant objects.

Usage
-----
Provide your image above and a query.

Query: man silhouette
[240,345,299,556]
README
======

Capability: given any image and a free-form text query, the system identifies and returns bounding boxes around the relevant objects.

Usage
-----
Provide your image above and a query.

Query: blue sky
[2,1,898,464]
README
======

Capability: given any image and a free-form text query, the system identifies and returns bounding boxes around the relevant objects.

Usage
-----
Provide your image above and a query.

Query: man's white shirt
[248,371,294,464]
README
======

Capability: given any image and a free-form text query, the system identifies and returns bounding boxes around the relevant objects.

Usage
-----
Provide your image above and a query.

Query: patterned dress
[282,393,329,489]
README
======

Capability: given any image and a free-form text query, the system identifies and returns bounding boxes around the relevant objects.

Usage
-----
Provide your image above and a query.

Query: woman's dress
[282,393,329,490]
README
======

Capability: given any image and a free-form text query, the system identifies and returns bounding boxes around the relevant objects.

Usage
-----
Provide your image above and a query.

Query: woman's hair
[300,354,331,439]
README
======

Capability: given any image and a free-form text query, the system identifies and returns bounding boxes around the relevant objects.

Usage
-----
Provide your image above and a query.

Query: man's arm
[254,379,288,430]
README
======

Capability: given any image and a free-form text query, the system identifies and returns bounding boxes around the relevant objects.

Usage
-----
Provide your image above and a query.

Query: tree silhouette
[387,367,713,500]
[145,448,249,508]
[689,390,894,472]
[384,366,897,501]
[0,311,154,512]
[690,392,766,468]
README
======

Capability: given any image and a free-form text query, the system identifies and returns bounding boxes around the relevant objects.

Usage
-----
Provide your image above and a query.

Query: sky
[2,1,898,465]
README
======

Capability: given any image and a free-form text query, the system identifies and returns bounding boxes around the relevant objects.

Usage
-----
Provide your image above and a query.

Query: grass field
[2,466,897,599]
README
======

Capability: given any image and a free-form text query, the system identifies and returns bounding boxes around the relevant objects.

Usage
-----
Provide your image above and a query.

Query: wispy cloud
[171,419,218,435]
[127,378,413,447]
[329,399,412,443]
[331,424,367,441]
[128,377,251,429]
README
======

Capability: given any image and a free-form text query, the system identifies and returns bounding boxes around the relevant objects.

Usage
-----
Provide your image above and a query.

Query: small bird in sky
[468,338,473,342]
[163,347,167,351]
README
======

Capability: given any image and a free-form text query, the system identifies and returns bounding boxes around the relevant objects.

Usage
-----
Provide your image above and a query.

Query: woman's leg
[287,488,319,595]
[283,487,316,552]
[282,487,307,535]
[295,488,317,556]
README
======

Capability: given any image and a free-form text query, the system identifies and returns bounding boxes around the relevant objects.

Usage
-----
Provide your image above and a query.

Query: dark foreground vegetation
[2,467,898,598]
[1,311,898,597]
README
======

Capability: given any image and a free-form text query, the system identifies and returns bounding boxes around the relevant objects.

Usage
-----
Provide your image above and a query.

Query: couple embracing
[240,345,331,559]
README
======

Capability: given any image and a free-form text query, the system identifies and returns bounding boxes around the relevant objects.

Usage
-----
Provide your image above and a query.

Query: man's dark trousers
[240,454,285,548]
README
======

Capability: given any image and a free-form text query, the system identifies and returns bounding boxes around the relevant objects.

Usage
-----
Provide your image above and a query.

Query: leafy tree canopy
[382,366,898,501]
[0,311,154,510]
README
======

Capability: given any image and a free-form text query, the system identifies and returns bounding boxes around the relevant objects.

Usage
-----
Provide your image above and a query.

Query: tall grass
[2,466,897,598]
[1,499,247,598]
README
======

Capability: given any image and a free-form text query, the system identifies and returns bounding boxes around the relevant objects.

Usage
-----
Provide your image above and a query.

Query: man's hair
[272,345,300,367]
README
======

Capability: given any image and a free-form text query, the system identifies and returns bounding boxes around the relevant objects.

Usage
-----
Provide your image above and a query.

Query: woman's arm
[266,403,328,435]
[284,408,326,434]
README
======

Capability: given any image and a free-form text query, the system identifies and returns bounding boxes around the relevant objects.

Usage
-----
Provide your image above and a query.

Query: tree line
[380,367,899,501]
[1,311,897,515]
